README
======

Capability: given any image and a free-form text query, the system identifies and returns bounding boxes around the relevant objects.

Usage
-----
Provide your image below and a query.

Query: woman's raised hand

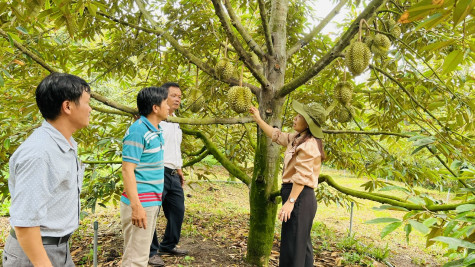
[249,106,261,122]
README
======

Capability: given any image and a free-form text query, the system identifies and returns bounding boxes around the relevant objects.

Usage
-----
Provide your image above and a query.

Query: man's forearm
[15,226,52,267]
[122,162,140,206]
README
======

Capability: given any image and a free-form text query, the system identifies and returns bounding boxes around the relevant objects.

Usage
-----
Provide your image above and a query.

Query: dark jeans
[279,183,317,267]
[150,167,185,256]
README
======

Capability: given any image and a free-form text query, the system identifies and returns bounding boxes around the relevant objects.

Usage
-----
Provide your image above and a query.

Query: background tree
[0,0,474,266]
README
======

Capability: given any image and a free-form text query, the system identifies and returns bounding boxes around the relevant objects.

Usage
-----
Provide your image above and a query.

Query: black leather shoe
[159,247,188,256]
[148,254,165,266]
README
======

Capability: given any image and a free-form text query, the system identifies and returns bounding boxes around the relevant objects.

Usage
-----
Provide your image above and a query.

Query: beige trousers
[120,202,159,267]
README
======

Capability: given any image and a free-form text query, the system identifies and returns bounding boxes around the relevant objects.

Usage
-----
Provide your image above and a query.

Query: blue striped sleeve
[123,131,144,164]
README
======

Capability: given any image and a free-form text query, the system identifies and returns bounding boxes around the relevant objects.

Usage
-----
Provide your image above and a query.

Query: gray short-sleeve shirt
[8,121,84,237]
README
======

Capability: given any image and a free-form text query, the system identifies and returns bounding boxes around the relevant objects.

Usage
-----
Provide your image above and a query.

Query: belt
[10,228,71,246]
[165,167,178,176]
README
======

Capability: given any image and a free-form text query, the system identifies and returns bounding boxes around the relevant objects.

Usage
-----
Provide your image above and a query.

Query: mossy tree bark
[246,0,288,265]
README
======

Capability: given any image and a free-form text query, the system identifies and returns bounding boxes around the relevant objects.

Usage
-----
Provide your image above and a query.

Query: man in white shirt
[149,82,188,266]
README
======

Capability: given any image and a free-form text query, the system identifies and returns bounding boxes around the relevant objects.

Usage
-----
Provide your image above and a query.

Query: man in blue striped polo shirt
[121,86,169,267]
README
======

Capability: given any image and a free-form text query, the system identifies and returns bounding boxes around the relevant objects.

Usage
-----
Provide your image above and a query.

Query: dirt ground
[0,177,443,266]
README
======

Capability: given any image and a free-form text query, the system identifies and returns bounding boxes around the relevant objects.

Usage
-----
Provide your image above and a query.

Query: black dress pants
[150,167,185,256]
[279,183,317,267]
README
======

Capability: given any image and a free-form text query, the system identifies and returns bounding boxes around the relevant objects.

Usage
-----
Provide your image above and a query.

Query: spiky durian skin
[188,88,205,112]
[215,58,234,80]
[385,19,401,37]
[334,82,354,106]
[371,34,391,56]
[345,41,371,76]
[336,107,352,123]
[228,86,252,113]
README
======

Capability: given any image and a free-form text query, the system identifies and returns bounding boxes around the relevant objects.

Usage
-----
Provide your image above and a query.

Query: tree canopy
[0,0,474,265]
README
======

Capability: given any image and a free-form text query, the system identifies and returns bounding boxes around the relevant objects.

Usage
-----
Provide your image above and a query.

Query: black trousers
[279,183,317,267]
[150,167,185,256]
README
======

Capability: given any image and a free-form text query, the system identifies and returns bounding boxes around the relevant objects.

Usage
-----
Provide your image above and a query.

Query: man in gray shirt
[2,73,92,266]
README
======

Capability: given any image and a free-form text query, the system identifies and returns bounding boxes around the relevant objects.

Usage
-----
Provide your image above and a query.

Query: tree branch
[96,11,261,93]
[425,146,473,192]
[323,129,411,138]
[287,0,348,58]
[91,104,134,117]
[0,28,55,72]
[257,0,274,55]
[270,174,475,211]
[183,150,210,168]
[370,64,446,130]
[321,174,474,211]
[167,116,254,125]
[0,27,137,114]
[211,0,270,89]
[183,146,207,157]
[278,0,386,97]
[223,0,265,58]
[181,127,251,186]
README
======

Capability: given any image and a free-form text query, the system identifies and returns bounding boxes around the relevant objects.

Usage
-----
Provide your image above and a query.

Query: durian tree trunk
[246,0,288,265]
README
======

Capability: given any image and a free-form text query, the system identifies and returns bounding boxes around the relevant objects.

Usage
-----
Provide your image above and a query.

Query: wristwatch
[289,197,295,203]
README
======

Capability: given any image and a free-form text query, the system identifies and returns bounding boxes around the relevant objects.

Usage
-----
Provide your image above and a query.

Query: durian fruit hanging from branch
[345,19,372,76]
[334,81,354,106]
[370,33,391,57]
[336,106,353,123]
[188,66,205,112]
[385,18,401,37]
[215,38,235,80]
[228,66,253,114]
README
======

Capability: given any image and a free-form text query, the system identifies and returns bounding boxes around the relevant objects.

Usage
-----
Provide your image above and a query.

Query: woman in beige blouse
[249,100,325,267]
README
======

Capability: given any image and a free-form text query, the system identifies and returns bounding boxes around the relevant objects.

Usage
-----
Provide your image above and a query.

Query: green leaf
[381,222,402,239]
[3,138,10,149]
[372,205,409,211]
[443,258,466,267]
[0,73,4,87]
[409,220,429,234]
[456,204,475,213]
[443,221,458,236]
[453,0,475,26]
[463,254,475,265]
[416,11,451,30]
[411,145,426,155]
[432,236,475,250]
[15,26,29,35]
[404,223,412,243]
[408,196,425,205]
[423,217,437,227]
[427,100,446,110]
[87,3,98,16]
[412,136,435,147]
[365,217,401,224]
[450,160,462,170]
[441,50,464,74]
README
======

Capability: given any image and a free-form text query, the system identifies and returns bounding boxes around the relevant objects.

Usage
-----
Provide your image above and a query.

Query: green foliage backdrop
[0,0,474,266]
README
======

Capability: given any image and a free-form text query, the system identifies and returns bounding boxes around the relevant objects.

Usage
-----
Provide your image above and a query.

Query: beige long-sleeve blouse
[272,128,322,188]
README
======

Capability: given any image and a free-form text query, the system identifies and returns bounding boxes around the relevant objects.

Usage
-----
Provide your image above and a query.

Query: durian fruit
[336,106,352,123]
[333,81,353,106]
[345,41,371,76]
[386,19,401,37]
[215,58,234,80]
[228,86,252,113]
[188,88,205,112]
[371,34,391,56]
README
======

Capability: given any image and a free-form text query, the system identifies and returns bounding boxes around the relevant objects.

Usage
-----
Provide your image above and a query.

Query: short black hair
[137,86,169,116]
[35,72,91,120]
[161,82,180,90]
